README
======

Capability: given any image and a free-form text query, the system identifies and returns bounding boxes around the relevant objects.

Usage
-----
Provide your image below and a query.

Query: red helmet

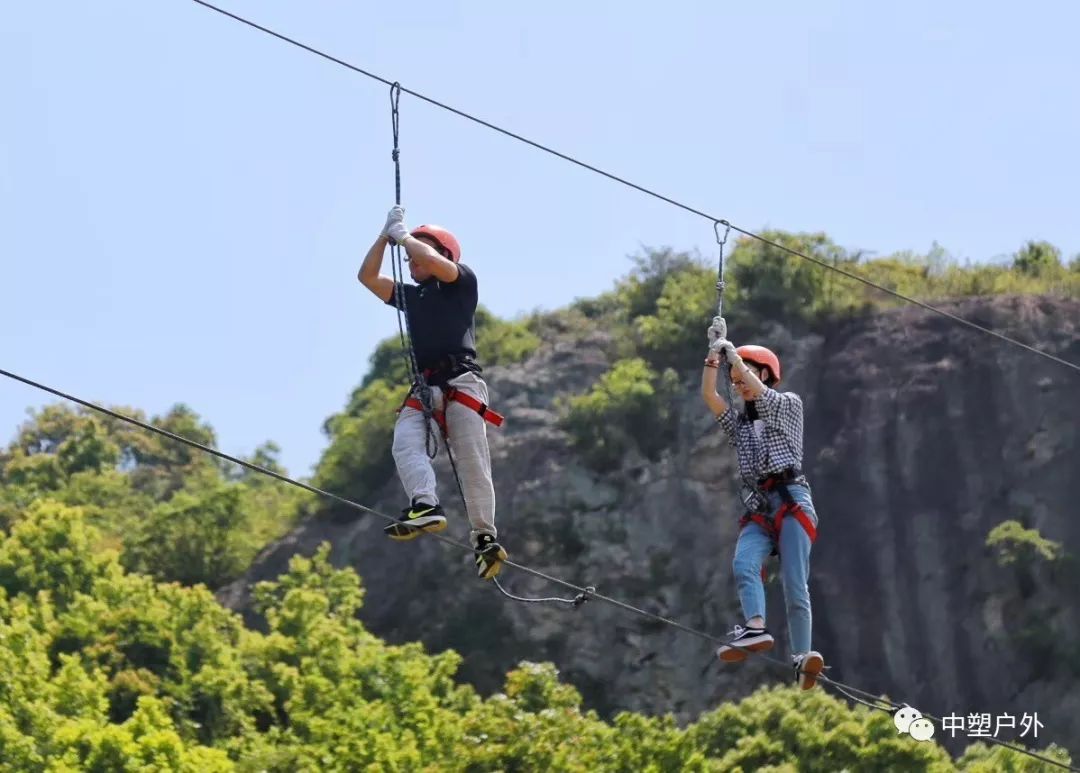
[410,225,461,262]
[736,345,782,386]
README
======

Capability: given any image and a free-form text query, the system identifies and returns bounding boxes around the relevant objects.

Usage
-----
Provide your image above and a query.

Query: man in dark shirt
[357,205,506,580]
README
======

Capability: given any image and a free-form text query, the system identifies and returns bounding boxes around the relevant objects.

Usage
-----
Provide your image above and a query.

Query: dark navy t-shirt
[385,263,479,373]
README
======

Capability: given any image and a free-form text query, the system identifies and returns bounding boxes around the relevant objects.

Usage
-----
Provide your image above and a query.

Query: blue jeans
[732,483,818,656]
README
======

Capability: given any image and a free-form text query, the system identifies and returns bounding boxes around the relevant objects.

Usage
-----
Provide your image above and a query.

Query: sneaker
[716,625,775,663]
[793,651,825,690]
[384,499,447,541]
[474,533,507,580]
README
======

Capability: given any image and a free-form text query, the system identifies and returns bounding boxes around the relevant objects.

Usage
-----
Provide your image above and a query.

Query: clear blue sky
[2,1,1078,478]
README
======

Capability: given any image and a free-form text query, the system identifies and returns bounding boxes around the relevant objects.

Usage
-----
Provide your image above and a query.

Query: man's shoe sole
[476,545,508,580]
[385,515,448,542]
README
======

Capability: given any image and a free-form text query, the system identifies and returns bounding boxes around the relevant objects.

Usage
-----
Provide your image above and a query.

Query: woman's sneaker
[716,625,775,662]
[384,499,448,541]
[793,651,825,690]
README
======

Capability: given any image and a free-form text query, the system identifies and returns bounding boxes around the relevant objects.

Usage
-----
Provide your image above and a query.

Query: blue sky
[2,1,1078,478]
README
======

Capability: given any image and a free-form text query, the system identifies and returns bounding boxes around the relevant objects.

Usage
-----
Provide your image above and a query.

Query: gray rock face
[218,295,1080,754]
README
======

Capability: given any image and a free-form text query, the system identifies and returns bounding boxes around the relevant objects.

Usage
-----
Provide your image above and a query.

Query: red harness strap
[400,387,504,438]
[739,479,817,582]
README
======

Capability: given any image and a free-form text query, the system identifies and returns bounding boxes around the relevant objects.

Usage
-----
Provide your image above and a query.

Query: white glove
[387,221,410,245]
[707,316,727,345]
[383,206,406,240]
[710,338,741,366]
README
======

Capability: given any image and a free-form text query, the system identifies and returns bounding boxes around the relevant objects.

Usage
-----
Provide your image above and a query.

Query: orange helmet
[410,224,461,262]
[736,345,781,386]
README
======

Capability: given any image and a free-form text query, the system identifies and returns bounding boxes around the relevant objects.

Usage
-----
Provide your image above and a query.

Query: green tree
[560,358,681,472]
[0,505,1072,771]
[0,500,114,608]
[123,477,252,588]
[727,231,851,325]
[0,404,303,588]
[986,520,1063,568]
[1012,240,1063,277]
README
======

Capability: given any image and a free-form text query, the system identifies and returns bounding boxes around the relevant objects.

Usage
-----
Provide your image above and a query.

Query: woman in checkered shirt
[700,317,826,690]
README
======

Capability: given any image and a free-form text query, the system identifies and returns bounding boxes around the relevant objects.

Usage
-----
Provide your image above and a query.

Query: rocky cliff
[218,294,1080,756]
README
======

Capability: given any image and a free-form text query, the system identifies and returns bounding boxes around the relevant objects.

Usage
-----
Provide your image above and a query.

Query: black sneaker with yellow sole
[384,499,448,541]
[474,533,507,580]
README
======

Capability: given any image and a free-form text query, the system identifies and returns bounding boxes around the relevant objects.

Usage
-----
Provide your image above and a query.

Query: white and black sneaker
[716,625,775,663]
[793,651,825,690]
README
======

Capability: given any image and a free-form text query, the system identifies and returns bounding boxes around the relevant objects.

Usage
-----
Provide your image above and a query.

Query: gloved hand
[710,337,742,367]
[383,206,408,243]
[707,316,727,345]
[387,220,410,245]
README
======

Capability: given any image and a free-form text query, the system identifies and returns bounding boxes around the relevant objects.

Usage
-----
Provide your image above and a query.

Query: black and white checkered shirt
[717,387,807,511]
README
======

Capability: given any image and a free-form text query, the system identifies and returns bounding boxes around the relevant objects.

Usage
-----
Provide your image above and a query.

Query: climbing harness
[738,469,818,582]
[385,84,587,607]
[395,354,505,436]
[738,470,817,547]
[398,387,504,437]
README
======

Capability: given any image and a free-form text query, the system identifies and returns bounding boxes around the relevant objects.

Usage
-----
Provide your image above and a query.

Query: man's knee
[392,417,425,458]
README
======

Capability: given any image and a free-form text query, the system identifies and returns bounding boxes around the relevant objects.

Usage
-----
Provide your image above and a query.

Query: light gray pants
[392,371,497,541]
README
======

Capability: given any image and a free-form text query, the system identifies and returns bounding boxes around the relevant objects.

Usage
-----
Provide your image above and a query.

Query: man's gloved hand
[383,206,409,244]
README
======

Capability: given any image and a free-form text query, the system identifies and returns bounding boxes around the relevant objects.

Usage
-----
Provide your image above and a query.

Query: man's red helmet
[410,225,461,262]
[736,345,782,386]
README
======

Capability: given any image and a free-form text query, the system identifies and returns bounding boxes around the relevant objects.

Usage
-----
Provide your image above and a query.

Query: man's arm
[358,235,395,303]
[401,235,460,283]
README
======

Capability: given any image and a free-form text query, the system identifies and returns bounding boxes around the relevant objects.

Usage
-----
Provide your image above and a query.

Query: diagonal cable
[189,0,1080,375]
[2,363,1075,769]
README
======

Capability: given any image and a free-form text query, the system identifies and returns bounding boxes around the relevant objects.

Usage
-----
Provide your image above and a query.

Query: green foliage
[0,505,1071,770]
[314,377,402,502]
[957,741,1073,771]
[986,520,1064,568]
[635,262,717,371]
[0,500,114,608]
[559,358,681,472]
[475,305,542,366]
[0,404,308,588]
[1013,240,1064,278]
[123,475,254,588]
[727,231,848,326]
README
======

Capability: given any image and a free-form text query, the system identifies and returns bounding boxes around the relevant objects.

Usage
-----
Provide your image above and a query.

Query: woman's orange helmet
[736,345,782,386]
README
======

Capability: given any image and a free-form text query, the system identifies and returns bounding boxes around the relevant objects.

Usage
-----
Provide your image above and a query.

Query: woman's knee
[733,553,760,583]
